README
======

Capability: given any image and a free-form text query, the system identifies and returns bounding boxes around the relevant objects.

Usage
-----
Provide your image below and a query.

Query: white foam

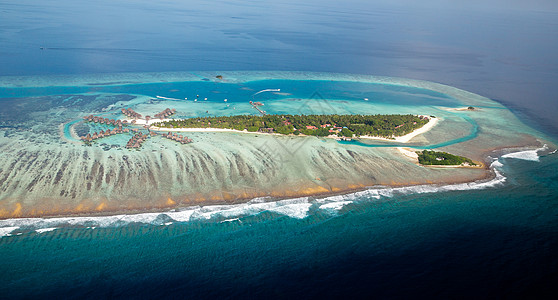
[0,160,510,231]
[0,226,19,237]
[339,165,506,202]
[184,197,312,220]
[316,195,347,203]
[319,201,353,211]
[167,207,200,222]
[221,218,240,223]
[491,160,504,168]
[502,151,540,161]
[268,203,312,219]
[501,145,548,162]
[36,227,57,234]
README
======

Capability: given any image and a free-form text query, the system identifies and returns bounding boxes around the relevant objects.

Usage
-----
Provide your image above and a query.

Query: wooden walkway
[249,101,267,116]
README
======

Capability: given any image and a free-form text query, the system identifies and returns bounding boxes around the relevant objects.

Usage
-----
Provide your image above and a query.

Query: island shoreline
[138,116,439,143]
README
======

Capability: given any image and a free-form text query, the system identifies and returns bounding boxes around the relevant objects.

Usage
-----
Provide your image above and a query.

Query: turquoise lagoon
[1,72,557,298]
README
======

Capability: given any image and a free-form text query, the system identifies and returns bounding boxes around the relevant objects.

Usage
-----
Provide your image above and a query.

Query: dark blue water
[1,0,557,135]
[1,155,557,299]
[1,1,558,299]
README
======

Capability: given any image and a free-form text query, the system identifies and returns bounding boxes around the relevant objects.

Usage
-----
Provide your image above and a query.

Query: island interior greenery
[154,114,430,138]
[417,150,476,166]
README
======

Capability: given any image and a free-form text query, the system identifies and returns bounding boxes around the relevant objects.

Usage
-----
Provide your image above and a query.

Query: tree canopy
[154,114,430,138]
[417,150,476,166]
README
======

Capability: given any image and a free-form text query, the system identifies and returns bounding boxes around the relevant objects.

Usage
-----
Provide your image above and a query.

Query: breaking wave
[0,156,528,237]
[501,145,548,162]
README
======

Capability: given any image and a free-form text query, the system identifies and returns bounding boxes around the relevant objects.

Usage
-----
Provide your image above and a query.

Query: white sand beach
[133,116,439,142]
[355,116,438,143]
[397,147,419,160]
[149,126,263,134]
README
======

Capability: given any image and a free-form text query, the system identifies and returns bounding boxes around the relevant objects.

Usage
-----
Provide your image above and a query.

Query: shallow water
[1,0,558,298]
[0,72,543,218]
[1,151,557,299]
[0,72,556,299]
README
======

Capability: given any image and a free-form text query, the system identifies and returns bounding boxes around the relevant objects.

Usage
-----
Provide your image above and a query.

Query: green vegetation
[154,114,430,138]
[417,150,476,166]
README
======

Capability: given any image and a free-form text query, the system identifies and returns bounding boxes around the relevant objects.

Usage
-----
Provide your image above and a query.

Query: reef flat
[0,71,553,218]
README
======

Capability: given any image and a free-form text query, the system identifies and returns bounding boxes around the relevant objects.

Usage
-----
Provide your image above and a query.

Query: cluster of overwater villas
[161,132,193,144]
[153,108,176,120]
[125,132,149,149]
[81,115,129,142]
[120,108,142,119]
[80,113,193,149]
[120,107,176,123]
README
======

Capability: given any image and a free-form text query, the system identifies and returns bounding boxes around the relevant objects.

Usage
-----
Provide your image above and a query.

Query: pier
[249,101,266,116]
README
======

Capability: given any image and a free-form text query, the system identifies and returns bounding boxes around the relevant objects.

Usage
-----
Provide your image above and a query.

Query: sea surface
[1,1,558,299]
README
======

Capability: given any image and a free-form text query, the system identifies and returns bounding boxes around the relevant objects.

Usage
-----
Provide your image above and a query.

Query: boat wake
[156,95,183,101]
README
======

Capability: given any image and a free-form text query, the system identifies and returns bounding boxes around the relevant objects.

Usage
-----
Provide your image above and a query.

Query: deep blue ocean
[1,1,558,299]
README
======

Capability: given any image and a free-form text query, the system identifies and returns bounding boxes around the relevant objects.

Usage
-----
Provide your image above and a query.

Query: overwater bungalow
[121,108,142,119]
[154,108,176,119]
[160,131,193,144]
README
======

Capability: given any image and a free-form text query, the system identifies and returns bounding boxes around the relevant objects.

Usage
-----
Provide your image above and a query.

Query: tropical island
[153,114,431,139]
[1,72,551,220]
[417,150,477,166]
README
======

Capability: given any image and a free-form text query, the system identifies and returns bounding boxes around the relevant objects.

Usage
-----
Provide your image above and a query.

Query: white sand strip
[397,147,419,160]
[150,127,262,134]
[357,117,438,143]
[130,116,439,142]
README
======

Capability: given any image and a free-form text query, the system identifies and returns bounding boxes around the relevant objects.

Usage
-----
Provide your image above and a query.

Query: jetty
[249,101,266,116]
